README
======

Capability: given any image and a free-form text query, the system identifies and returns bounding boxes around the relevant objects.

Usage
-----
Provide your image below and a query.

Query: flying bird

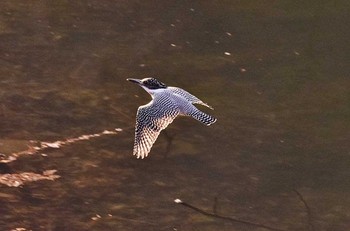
[127,77,216,159]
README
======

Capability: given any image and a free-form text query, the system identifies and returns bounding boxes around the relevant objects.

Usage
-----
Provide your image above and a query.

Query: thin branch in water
[293,189,315,231]
[174,198,288,231]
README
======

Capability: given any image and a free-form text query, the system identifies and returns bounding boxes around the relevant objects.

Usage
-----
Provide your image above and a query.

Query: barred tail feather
[190,110,217,126]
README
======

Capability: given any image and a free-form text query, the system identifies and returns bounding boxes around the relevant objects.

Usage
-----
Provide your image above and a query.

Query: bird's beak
[127,78,142,85]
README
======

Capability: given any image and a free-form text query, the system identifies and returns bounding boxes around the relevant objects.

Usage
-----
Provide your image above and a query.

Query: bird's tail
[190,110,217,126]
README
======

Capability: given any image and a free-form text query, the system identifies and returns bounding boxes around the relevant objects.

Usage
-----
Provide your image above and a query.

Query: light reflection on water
[0,1,349,230]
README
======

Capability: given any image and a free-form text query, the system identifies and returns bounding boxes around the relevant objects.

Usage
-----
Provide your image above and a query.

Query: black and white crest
[141,78,167,89]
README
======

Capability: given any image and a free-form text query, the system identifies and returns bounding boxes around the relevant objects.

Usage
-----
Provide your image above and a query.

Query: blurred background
[0,1,349,230]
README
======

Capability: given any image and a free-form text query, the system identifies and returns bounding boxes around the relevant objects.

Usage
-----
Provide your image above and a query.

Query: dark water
[0,1,349,230]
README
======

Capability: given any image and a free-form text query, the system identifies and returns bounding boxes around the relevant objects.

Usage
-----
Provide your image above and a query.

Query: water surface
[0,1,349,230]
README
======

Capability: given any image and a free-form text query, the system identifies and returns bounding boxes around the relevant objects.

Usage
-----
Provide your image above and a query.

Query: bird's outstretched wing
[133,102,179,159]
[168,87,214,109]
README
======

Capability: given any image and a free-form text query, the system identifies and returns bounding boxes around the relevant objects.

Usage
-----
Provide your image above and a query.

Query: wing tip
[133,150,148,159]
[199,102,214,110]
[206,104,214,110]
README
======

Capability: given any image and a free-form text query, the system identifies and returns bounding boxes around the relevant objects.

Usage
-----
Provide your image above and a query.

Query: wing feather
[168,87,214,109]
[133,102,179,158]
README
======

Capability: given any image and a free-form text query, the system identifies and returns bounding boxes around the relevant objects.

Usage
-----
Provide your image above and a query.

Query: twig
[174,199,288,231]
[293,189,315,231]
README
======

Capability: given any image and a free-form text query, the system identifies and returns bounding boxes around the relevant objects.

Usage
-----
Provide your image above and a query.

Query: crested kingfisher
[127,77,216,159]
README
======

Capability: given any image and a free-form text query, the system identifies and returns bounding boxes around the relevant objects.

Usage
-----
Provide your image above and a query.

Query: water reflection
[0,1,349,231]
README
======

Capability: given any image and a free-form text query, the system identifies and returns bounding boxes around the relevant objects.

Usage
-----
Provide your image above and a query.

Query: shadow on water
[0,1,349,230]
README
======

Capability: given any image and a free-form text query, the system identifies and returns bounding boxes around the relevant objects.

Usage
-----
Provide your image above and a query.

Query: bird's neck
[141,87,167,98]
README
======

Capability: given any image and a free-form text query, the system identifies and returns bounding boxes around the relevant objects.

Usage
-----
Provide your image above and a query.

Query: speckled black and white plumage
[127,77,217,159]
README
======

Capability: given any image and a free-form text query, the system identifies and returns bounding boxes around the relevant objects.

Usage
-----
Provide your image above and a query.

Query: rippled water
[0,1,349,230]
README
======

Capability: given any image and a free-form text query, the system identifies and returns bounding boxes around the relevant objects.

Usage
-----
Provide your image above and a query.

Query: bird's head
[127,78,167,91]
